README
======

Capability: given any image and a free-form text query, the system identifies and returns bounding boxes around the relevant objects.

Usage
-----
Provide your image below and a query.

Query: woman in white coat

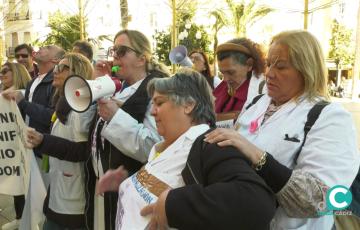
[28,53,94,230]
[205,30,360,229]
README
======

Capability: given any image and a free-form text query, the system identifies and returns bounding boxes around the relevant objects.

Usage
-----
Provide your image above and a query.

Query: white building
[2,0,50,61]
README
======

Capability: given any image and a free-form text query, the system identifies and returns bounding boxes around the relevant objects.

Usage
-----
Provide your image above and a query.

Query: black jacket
[166,131,276,230]
[18,70,55,157]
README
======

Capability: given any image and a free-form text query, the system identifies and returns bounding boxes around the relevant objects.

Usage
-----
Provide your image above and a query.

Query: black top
[166,130,276,230]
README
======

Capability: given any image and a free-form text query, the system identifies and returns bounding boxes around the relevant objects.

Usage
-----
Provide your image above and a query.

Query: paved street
[332,97,360,149]
[0,194,15,228]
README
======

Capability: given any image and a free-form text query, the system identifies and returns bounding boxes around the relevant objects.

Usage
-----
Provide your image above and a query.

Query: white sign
[0,95,26,195]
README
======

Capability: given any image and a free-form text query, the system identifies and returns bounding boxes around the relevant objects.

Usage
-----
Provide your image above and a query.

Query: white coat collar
[150,124,209,162]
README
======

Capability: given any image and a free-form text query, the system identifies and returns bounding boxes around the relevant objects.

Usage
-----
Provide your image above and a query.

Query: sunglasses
[53,64,70,74]
[15,54,29,59]
[108,45,139,58]
[0,68,10,75]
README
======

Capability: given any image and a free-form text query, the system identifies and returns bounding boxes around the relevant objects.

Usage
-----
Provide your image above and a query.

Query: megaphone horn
[64,74,122,113]
[169,45,193,67]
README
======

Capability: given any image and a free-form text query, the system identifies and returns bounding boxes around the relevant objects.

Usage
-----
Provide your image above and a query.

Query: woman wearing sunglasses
[27,53,94,230]
[27,30,170,230]
[0,62,31,92]
[0,63,31,230]
[91,29,169,229]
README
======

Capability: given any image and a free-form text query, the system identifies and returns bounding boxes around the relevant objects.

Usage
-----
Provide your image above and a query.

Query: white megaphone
[64,75,122,112]
[169,45,193,67]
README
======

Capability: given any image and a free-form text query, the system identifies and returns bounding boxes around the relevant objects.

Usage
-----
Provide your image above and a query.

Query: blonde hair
[54,52,93,98]
[65,52,93,81]
[1,62,31,90]
[270,30,329,100]
[114,30,170,75]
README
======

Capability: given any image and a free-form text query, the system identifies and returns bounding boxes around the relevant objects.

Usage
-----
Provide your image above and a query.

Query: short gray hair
[48,45,65,61]
[147,68,216,127]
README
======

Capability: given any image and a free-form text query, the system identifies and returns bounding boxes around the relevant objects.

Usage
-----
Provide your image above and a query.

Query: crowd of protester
[0,28,359,230]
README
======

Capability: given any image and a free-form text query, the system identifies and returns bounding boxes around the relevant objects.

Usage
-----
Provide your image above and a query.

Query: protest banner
[0,95,46,229]
[0,95,26,195]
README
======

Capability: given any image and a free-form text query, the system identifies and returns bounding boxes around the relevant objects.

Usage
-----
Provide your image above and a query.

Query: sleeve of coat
[165,144,276,230]
[101,104,161,163]
[18,98,54,127]
[36,134,89,162]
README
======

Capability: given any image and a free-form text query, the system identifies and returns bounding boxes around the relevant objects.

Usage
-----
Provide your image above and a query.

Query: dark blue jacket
[18,70,55,157]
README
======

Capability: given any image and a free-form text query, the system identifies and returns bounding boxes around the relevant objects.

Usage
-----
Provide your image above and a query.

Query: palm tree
[226,0,273,37]
[210,9,228,73]
[120,0,129,29]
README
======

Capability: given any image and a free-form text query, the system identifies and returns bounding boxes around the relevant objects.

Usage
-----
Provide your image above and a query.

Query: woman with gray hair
[205,30,359,229]
[97,68,276,230]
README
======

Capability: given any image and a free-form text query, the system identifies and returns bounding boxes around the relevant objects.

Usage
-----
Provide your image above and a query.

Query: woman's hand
[25,127,43,148]
[96,166,128,195]
[204,128,243,150]
[97,98,121,121]
[94,60,112,78]
[141,188,170,230]
[204,128,264,165]
[1,89,24,103]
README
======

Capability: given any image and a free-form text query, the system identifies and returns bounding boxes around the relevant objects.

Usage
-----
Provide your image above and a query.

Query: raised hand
[97,98,121,121]
[94,60,112,78]
[96,165,128,195]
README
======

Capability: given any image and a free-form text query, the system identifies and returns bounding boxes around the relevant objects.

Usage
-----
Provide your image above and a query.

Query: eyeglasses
[108,45,139,58]
[53,64,70,74]
[0,68,10,75]
[15,54,29,59]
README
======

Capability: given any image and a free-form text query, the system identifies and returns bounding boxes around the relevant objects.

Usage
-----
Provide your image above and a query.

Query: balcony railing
[6,11,31,21]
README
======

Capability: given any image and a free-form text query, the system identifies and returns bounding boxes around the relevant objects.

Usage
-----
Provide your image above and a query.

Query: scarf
[213,78,250,113]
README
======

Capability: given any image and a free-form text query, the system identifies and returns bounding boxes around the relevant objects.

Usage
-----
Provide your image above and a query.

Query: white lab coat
[48,111,89,214]
[101,79,161,163]
[116,124,209,230]
[242,73,267,111]
[235,94,359,230]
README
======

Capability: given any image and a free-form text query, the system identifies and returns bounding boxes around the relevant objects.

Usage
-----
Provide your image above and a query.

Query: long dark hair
[189,50,214,89]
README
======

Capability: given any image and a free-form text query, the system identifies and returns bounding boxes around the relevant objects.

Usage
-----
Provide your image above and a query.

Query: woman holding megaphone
[27,30,169,230]
[25,52,94,230]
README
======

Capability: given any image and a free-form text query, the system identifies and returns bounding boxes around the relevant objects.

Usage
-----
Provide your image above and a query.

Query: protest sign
[0,95,26,195]
[0,95,46,229]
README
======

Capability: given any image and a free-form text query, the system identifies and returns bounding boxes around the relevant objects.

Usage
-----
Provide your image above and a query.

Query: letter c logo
[327,185,352,210]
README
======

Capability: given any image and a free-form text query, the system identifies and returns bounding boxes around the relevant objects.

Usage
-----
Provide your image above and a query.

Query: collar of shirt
[113,78,144,103]
[149,124,210,162]
[36,73,47,81]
